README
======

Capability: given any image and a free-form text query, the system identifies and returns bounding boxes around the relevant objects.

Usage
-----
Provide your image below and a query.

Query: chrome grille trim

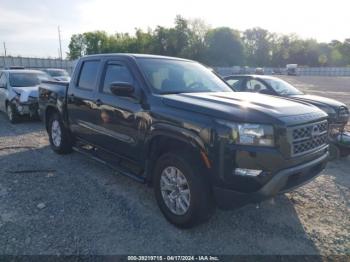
[289,120,328,157]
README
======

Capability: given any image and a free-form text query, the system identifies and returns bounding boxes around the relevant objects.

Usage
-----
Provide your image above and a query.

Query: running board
[72,145,146,184]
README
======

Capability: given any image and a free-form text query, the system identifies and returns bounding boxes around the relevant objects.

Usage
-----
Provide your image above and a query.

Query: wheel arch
[144,125,210,184]
[44,106,60,131]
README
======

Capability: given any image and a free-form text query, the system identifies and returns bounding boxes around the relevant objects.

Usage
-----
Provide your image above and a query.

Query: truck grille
[290,120,328,156]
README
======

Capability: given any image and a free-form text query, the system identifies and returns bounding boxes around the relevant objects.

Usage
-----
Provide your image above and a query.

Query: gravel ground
[0,76,349,255]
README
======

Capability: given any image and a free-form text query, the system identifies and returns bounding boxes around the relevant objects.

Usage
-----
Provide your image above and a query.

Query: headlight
[338,106,349,120]
[218,120,275,147]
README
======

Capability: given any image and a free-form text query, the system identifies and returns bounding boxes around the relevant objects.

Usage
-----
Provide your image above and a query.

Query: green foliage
[243,28,273,66]
[205,27,244,66]
[67,16,350,67]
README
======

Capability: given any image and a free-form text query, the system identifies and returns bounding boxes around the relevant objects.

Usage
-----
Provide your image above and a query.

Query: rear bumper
[213,151,329,209]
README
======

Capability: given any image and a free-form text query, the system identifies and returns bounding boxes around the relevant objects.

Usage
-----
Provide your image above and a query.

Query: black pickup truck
[39,54,329,228]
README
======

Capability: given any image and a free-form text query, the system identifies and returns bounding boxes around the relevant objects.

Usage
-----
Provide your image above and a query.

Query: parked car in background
[224,75,350,156]
[239,66,249,74]
[39,54,330,228]
[255,67,264,75]
[0,69,51,123]
[42,68,70,82]
[272,68,284,75]
[6,66,25,70]
[286,64,298,75]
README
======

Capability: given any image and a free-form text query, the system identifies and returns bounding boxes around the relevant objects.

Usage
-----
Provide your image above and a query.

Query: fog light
[234,168,262,177]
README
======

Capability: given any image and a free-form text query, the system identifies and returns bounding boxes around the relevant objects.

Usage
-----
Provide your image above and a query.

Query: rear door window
[78,60,100,91]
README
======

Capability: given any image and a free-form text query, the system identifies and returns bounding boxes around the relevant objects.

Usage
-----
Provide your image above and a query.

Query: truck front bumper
[12,101,39,117]
[213,151,329,209]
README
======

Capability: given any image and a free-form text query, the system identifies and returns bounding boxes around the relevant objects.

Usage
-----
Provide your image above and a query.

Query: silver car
[42,68,71,82]
[0,69,51,123]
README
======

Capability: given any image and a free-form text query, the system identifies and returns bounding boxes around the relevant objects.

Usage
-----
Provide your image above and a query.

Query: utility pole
[3,42,7,57]
[58,26,63,60]
[2,42,7,68]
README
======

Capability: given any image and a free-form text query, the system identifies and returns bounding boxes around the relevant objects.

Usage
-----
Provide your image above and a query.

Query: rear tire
[154,152,214,228]
[48,113,73,154]
[6,103,19,124]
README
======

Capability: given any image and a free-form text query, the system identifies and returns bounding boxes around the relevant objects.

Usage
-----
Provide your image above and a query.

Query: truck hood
[289,94,346,108]
[53,76,71,82]
[12,86,39,103]
[162,92,327,125]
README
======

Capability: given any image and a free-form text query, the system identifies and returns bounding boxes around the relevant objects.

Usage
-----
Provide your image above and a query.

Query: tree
[339,39,350,66]
[67,34,86,60]
[243,28,273,66]
[67,15,349,66]
[183,18,210,62]
[205,27,244,66]
[83,31,109,55]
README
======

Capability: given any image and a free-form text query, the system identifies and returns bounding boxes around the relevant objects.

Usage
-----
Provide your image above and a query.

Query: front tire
[154,152,214,228]
[340,147,350,158]
[48,113,73,154]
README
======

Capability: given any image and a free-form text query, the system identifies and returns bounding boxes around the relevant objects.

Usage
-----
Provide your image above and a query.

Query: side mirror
[259,89,274,95]
[110,82,135,97]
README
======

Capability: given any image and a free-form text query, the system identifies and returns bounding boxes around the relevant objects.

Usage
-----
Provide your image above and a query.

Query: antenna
[58,26,63,60]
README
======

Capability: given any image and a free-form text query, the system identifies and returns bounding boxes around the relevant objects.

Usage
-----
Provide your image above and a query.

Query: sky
[0,0,349,58]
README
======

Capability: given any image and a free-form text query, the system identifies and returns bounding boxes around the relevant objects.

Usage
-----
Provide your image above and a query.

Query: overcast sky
[1,0,349,58]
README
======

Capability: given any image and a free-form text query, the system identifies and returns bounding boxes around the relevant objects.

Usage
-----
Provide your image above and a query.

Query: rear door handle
[96,99,103,107]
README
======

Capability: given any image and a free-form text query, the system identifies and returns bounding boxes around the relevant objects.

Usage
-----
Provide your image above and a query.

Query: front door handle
[96,99,103,107]
[68,93,75,102]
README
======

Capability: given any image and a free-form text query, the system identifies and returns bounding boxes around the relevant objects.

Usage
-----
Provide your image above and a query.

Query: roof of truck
[82,53,193,62]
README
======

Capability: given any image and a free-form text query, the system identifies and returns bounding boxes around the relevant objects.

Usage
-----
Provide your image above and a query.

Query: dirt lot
[0,76,349,255]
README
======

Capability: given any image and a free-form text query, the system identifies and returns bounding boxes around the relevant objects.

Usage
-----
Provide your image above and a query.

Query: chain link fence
[2,56,350,77]
[0,56,75,74]
[215,66,350,77]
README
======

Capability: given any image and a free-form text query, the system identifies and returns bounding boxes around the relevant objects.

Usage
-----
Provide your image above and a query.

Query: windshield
[46,70,69,77]
[137,58,233,94]
[263,78,303,96]
[9,72,50,87]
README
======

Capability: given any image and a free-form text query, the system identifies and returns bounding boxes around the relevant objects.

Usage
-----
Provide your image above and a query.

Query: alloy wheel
[51,120,62,147]
[160,166,191,215]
